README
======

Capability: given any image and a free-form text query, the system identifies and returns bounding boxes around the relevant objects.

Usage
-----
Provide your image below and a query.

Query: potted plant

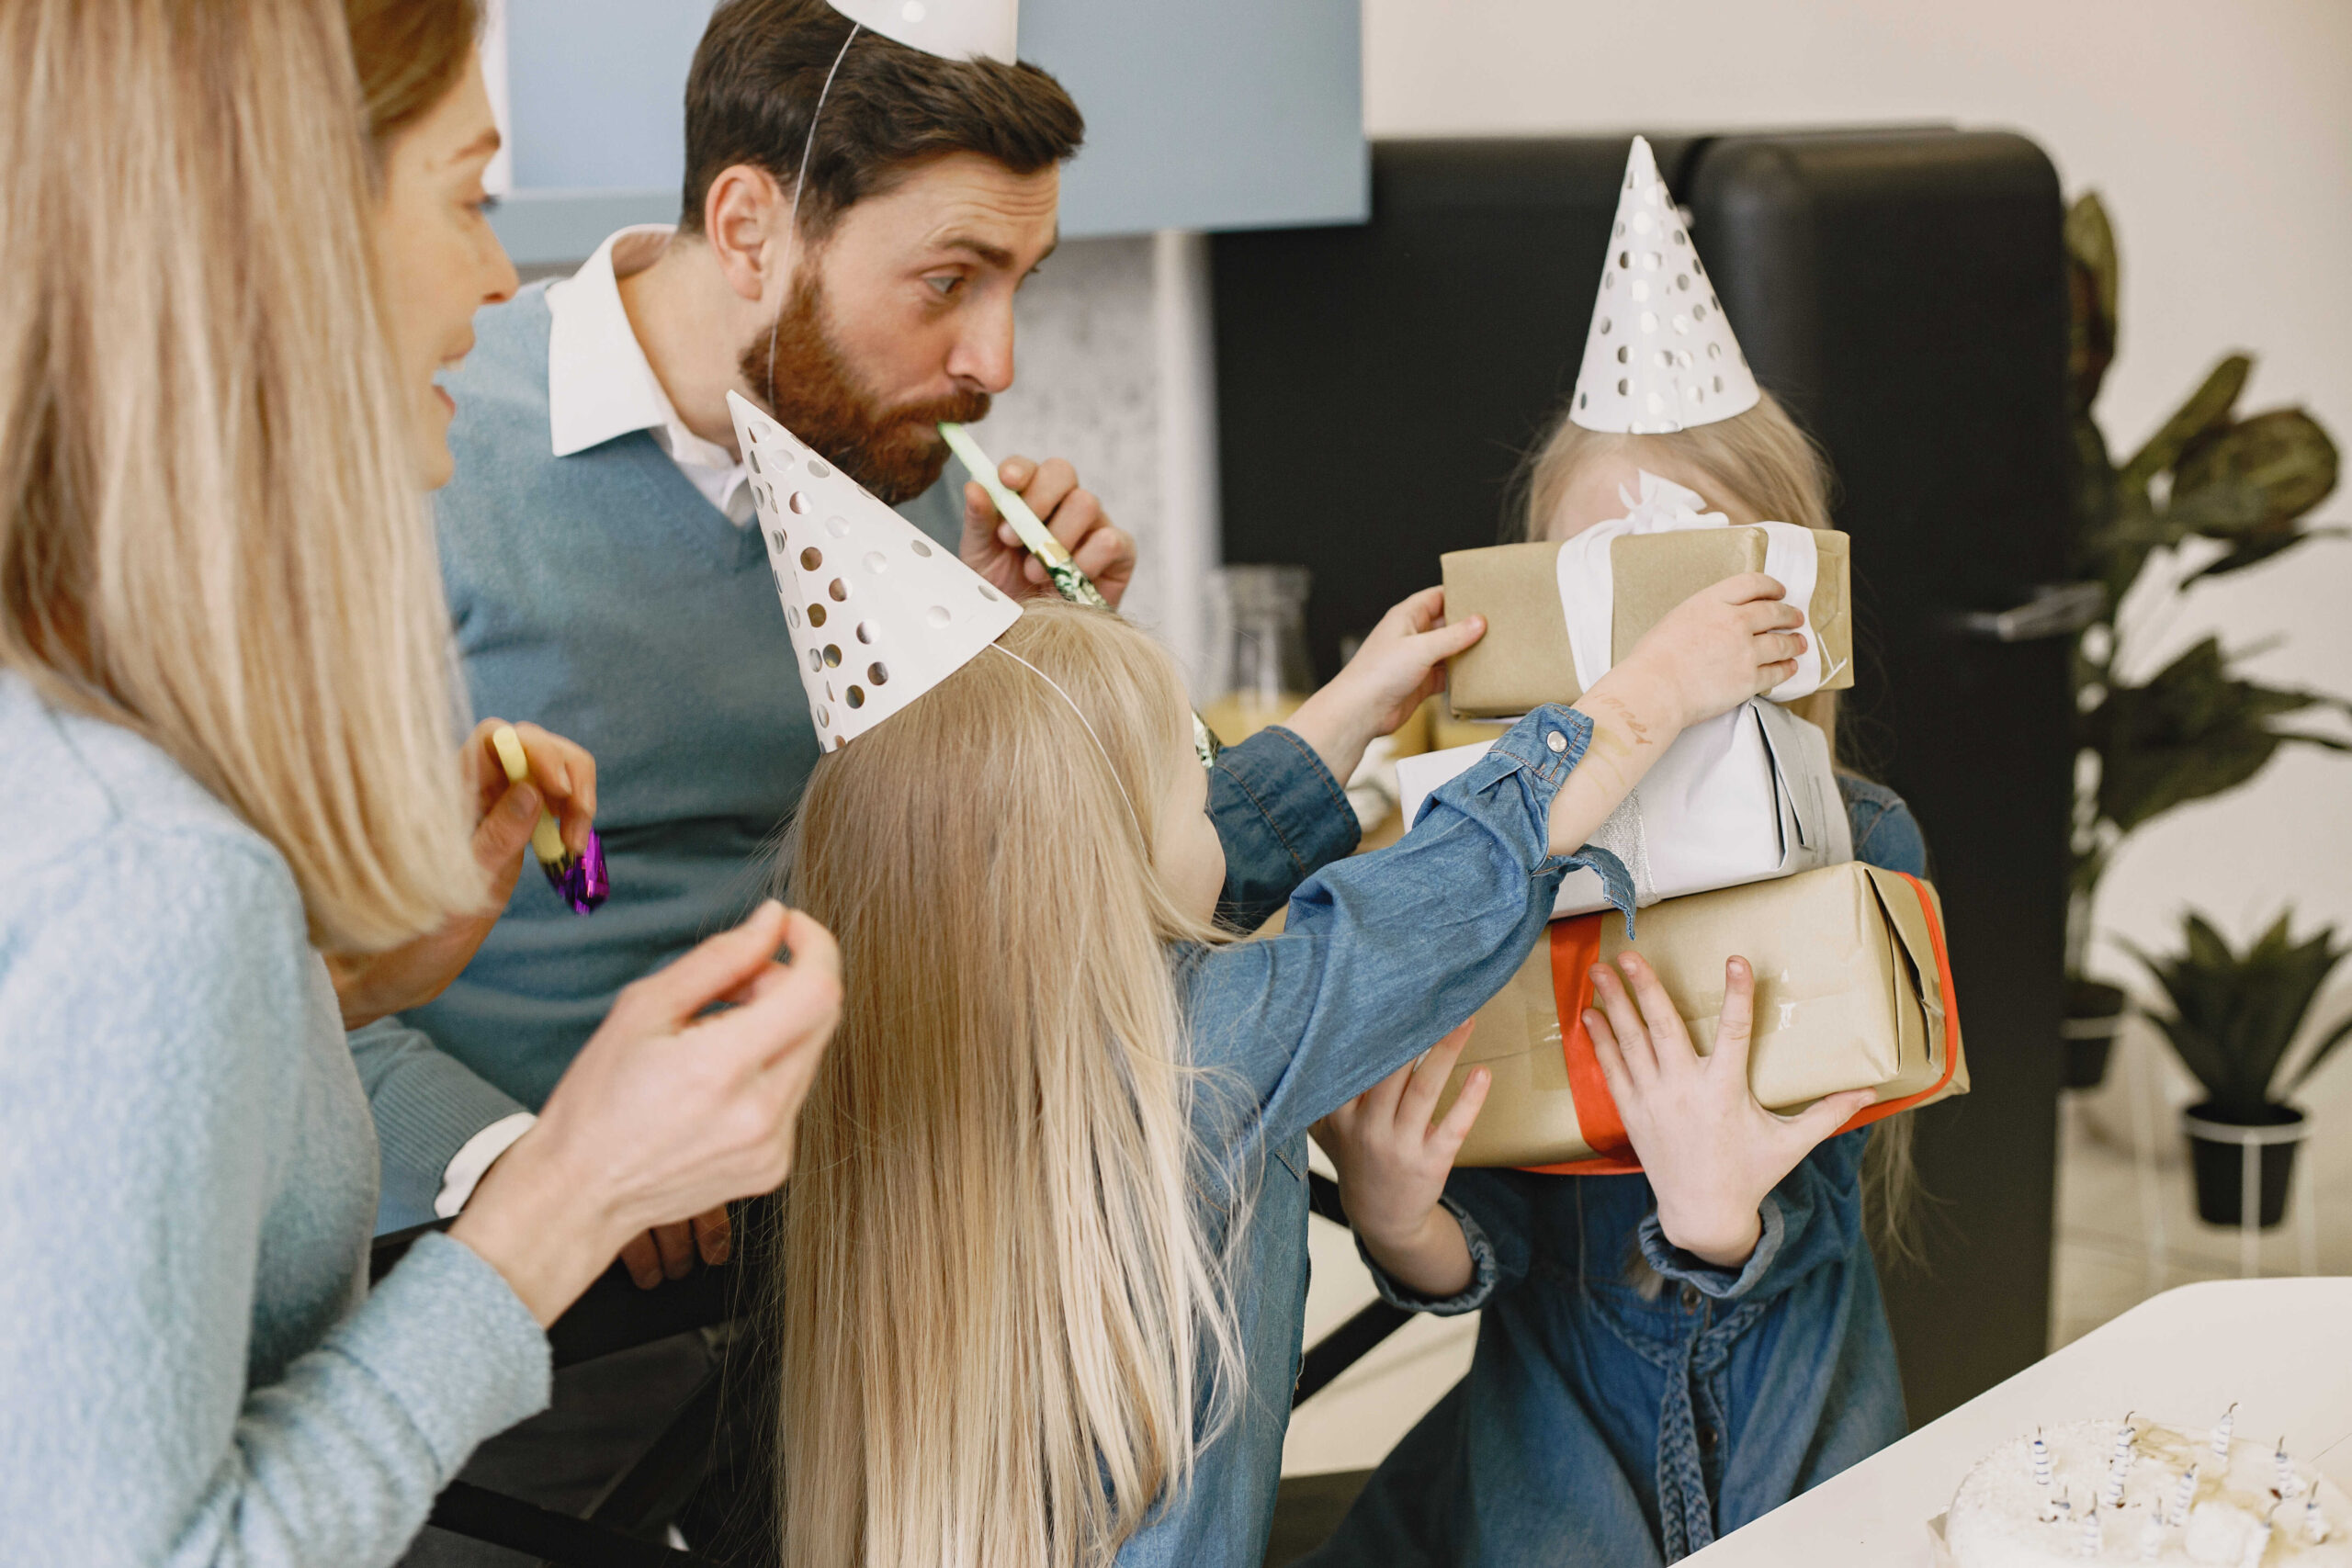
[2061,193,2347,1088]
[2131,912,2352,1226]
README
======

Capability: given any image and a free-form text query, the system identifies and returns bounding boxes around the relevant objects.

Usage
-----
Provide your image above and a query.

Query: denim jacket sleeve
[1208,725,1362,931]
[1358,1168,1538,1316]
[1183,705,1635,1171]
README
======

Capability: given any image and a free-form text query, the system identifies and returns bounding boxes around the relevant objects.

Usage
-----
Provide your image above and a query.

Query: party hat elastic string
[985,642,1146,843]
[764,23,862,415]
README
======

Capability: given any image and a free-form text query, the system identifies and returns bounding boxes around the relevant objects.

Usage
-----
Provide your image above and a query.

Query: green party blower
[939,421,1222,766]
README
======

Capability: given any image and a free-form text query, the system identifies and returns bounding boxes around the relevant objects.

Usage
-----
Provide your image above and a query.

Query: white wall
[1364,0,2352,976]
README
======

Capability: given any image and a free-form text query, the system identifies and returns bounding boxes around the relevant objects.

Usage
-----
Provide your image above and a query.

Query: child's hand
[1285,586,1484,785]
[1585,953,1873,1269]
[1311,1021,1488,1299]
[1609,572,1808,733]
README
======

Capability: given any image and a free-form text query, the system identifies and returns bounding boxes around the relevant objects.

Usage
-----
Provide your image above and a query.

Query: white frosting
[1946,1420,2348,1566]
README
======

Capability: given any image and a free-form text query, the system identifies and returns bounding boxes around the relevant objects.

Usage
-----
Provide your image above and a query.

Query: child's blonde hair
[1521,392,1917,1263]
[775,600,1245,1568]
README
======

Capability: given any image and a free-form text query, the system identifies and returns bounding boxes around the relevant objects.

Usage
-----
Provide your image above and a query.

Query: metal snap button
[1679,1283,1702,1312]
[1545,731,1568,754]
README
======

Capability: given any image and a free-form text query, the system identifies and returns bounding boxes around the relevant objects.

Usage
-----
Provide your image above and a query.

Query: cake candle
[2113,1413,2138,1468]
[2078,1507,2101,1557]
[2308,1495,2330,1545]
[2276,1438,2303,1499]
[2139,1507,2165,1562]
[2170,1464,2199,1528]
[2032,1429,2054,1487]
[2212,1404,2237,1461]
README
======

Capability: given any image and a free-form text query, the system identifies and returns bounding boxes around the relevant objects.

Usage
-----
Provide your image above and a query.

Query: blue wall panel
[491,0,1363,263]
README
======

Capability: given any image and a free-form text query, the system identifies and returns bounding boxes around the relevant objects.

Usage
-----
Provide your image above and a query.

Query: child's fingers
[1738,599,1806,634]
[1357,1056,1418,1122]
[1415,613,1487,661]
[1710,957,1758,1078]
[1783,1088,1879,1151]
[1589,965,1657,1081]
[1430,1065,1490,1156]
[1614,954,1696,1076]
[1400,1020,1477,1133]
[1587,1007,1641,1107]
[1384,583,1449,634]
[1713,570,1786,604]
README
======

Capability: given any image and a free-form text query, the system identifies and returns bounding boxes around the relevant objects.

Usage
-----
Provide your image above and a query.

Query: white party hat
[829,0,1017,64]
[1569,136,1760,434]
[729,390,1021,750]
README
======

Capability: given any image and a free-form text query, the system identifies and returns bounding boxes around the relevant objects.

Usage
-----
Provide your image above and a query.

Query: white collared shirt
[546,224,756,527]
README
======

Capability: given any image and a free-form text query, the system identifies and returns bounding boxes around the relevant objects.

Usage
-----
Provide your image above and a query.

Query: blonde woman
[1300,395,1930,1568]
[0,3,838,1564]
[777,574,1804,1567]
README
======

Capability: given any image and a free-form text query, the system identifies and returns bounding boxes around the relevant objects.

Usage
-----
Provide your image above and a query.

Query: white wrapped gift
[1395,698,1851,919]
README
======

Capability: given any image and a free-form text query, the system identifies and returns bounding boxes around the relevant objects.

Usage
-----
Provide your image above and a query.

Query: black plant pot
[2181,1103,2307,1229]
[2062,980,2130,1090]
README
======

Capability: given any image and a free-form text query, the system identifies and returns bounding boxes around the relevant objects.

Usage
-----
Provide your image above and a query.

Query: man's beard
[738,276,990,504]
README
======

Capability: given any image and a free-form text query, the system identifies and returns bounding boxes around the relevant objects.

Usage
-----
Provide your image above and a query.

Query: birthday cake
[1941,1416,2347,1565]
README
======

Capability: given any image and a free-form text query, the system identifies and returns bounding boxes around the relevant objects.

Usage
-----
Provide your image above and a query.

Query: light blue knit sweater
[0,671,550,1567]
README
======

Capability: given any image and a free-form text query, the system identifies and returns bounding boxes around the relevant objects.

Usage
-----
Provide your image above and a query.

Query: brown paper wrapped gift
[1440,861,1965,1171]
[1441,528,1853,718]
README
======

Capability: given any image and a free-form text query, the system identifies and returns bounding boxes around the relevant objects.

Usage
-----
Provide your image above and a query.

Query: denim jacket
[1114,705,1633,1568]
[1300,777,1928,1568]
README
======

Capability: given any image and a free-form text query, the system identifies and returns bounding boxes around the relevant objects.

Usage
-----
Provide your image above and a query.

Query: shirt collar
[545,225,731,466]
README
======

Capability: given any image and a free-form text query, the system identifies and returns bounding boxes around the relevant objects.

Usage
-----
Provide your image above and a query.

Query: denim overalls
[1298,778,1929,1567]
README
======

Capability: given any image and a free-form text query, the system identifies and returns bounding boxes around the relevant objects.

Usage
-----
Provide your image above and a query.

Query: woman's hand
[1585,953,1872,1269]
[327,718,597,1031]
[1607,572,1807,736]
[1310,1021,1487,1299]
[959,454,1136,607]
[1286,587,1487,784]
[449,900,841,1325]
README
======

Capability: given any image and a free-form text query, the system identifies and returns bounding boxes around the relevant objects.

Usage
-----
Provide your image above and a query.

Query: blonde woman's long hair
[1519,392,1918,1258]
[777,601,1245,1568]
[0,0,481,951]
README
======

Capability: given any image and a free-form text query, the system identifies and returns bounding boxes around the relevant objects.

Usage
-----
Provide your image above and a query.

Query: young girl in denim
[770,573,1810,1568]
[1301,395,1927,1568]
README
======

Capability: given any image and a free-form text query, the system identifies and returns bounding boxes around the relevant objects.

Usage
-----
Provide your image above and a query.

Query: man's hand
[327,718,598,1031]
[618,1205,732,1289]
[959,454,1136,608]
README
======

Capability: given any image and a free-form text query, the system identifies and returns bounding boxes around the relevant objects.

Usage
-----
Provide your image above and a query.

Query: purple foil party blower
[491,725,609,917]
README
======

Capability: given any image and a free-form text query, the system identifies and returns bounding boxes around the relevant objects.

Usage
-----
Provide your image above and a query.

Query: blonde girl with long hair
[0,2,838,1562]
[1300,392,1931,1568]
[778,556,1815,1568]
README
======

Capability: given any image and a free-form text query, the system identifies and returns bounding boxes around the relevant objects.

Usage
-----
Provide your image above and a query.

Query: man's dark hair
[681,0,1085,239]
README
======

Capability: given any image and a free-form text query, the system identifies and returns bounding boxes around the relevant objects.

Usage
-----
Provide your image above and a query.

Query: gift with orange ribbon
[1438,861,1968,1172]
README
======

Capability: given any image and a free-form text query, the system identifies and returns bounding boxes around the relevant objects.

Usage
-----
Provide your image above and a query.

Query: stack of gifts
[1405,136,1965,1171]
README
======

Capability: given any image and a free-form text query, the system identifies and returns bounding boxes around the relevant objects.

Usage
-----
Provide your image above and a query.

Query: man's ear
[703,163,791,305]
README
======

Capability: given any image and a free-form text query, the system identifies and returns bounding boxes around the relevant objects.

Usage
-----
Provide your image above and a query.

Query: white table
[1688,1279,2352,1565]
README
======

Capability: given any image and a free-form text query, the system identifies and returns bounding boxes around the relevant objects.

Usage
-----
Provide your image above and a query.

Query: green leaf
[2175,408,2340,527]
[2090,638,2352,833]
[2119,355,2250,492]
[2066,194,2120,412]
[2285,1010,2352,1097]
